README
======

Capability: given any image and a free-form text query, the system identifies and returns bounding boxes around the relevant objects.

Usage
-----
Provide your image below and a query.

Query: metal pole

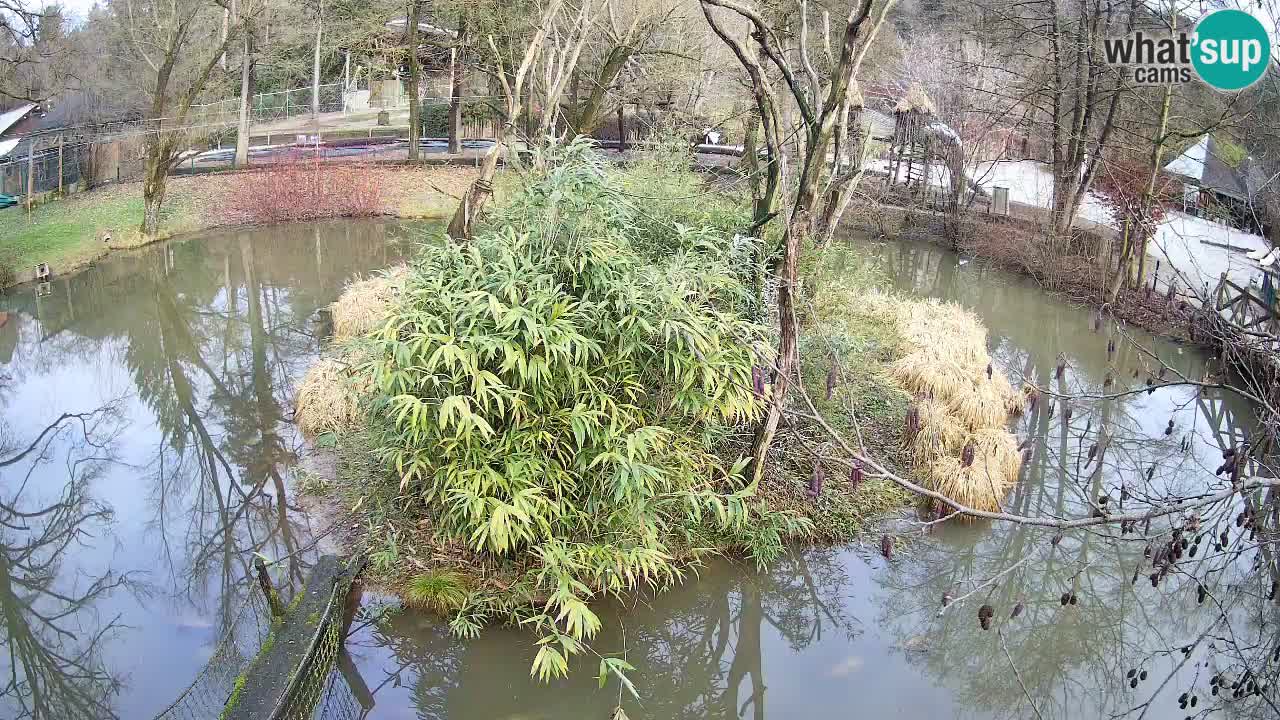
[57,135,64,195]
[343,51,350,115]
[26,139,35,214]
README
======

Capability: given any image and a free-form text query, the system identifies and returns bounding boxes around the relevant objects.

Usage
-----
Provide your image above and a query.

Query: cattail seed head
[809,463,824,499]
[978,604,993,630]
[880,534,893,560]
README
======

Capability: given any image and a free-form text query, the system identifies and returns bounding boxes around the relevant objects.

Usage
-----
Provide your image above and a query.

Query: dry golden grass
[909,397,966,467]
[331,265,408,340]
[877,295,1022,513]
[295,357,368,436]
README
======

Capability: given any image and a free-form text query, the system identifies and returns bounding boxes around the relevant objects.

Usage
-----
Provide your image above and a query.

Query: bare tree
[0,0,69,104]
[117,0,241,236]
[446,0,569,241]
[700,0,896,482]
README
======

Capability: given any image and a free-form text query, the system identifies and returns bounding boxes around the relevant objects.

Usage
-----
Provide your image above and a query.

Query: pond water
[0,220,1264,720]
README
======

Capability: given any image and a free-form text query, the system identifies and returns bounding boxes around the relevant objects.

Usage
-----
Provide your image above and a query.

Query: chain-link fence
[0,140,92,198]
[152,555,368,720]
[192,84,347,126]
[147,595,275,720]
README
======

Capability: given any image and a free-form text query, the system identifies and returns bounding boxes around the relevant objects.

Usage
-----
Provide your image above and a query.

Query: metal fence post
[26,139,35,212]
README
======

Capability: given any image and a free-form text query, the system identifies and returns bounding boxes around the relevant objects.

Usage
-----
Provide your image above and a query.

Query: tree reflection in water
[0,219,413,718]
[353,549,860,720]
[0,405,133,719]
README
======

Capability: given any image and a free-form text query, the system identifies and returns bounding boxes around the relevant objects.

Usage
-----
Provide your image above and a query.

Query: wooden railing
[1212,271,1280,339]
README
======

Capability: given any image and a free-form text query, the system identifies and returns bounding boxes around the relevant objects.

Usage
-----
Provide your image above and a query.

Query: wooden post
[616,104,625,151]
[254,555,286,618]
[57,136,64,195]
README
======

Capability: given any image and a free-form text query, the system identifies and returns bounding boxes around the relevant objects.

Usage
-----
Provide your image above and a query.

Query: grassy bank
[0,163,477,287]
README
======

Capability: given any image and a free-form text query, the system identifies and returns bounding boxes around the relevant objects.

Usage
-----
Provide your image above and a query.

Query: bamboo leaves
[358,141,812,683]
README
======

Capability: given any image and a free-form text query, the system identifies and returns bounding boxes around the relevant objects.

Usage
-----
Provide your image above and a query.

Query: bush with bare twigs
[220,159,386,225]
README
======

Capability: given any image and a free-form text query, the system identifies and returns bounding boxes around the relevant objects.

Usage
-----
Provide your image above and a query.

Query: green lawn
[0,185,196,281]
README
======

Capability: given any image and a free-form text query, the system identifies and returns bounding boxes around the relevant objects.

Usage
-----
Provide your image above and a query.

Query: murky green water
[0,221,1263,719]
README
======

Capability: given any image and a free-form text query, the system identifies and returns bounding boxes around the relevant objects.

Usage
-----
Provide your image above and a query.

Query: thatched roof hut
[893,83,936,115]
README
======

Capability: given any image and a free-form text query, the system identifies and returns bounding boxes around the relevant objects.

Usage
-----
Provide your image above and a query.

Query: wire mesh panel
[149,596,274,720]
[151,555,366,720]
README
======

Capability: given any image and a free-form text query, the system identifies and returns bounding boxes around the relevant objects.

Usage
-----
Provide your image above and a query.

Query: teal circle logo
[1192,9,1271,91]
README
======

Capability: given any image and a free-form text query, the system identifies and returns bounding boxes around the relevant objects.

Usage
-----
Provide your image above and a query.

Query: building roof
[862,108,895,140]
[1164,135,1254,201]
[0,103,37,138]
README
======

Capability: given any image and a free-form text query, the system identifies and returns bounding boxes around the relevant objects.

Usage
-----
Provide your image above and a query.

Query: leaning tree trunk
[570,45,632,134]
[447,0,563,241]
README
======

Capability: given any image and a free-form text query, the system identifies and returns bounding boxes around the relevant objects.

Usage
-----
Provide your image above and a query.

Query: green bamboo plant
[360,139,809,684]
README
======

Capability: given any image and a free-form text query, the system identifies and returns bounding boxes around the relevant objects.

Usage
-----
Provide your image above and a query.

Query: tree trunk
[311,0,323,139]
[406,0,422,160]
[448,0,560,241]
[235,28,254,168]
[448,15,468,155]
[141,148,168,236]
[570,45,632,134]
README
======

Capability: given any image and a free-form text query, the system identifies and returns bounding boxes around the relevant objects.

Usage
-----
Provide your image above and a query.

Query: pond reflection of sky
[0,219,414,719]
[4,220,1268,720]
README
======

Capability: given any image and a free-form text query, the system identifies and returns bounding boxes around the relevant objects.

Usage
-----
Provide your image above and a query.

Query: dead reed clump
[331,265,408,340]
[927,430,1020,512]
[876,296,1023,513]
[295,356,369,436]
[909,397,966,467]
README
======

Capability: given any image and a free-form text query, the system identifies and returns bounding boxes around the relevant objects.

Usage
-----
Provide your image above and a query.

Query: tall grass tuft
[867,294,1023,513]
[405,570,469,614]
[331,265,408,341]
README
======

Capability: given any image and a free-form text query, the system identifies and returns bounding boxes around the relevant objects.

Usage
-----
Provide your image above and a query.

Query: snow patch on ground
[971,160,1114,226]
[967,159,1271,291]
[1150,212,1268,289]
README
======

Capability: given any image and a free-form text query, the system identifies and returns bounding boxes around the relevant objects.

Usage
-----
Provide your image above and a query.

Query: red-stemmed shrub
[220,158,385,225]
[1093,159,1179,236]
